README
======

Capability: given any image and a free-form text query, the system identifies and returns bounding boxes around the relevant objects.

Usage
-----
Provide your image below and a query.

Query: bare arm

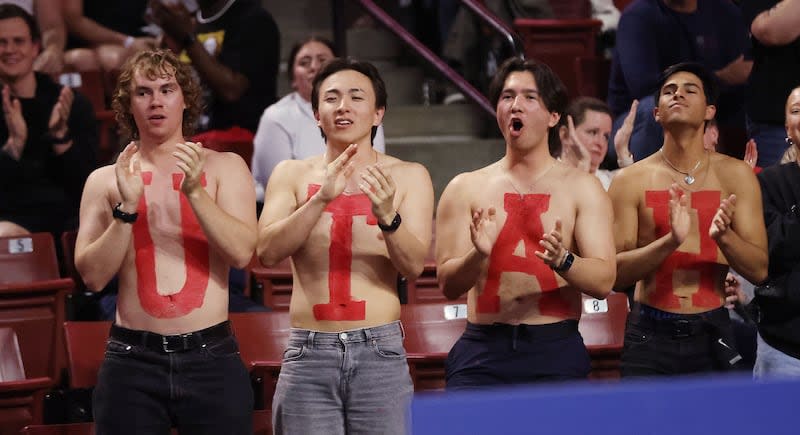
[34,0,66,74]
[710,164,769,284]
[75,144,142,291]
[436,174,490,300]
[62,0,131,46]
[365,163,433,279]
[714,55,752,86]
[257,145,358,266]
[609,174,687,289]
[175,144,257,269]
[543,176,616,299]
[751,0,800,46]
[149,1,248,102]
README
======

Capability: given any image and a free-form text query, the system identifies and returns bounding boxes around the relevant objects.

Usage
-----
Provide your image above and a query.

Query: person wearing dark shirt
[752,85,800,377]
[0,4,96,237]
[742,0,800,167]
[150,0,280,134]
[607,0,750,163]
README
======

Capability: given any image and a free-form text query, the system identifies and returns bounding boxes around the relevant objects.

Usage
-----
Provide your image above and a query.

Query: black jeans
[445,320,591,390]
[621,305,741,377]
[93,321,254,435]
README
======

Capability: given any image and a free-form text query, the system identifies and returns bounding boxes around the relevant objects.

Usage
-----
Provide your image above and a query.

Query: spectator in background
[0,4,96,237]
[1,0,66,74]
[751,85,800,377]
[555,97,635,190]
[742,0,800,167]
[149,0,280,135]
[607,0,751,164]
[442,0,554,98]
[62,0,156,72]
[251,36,386,202]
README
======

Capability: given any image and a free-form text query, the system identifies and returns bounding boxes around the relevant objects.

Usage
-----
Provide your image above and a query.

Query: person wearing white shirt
[252,36,386,202]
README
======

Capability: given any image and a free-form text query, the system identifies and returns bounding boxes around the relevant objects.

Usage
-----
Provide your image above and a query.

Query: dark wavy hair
[488,57,567,114]
[311,57,386,144]
[112,49,203,140]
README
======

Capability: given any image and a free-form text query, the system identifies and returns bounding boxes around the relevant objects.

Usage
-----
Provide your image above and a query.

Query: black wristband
[552,251,574,273]
[377,212,401,233]
[113,202,138,223]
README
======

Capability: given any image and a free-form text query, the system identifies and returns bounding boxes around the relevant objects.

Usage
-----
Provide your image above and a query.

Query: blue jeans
[272,321,413,435]
[445,320,591,390]
[746,118,790,168]
[608,95,664,164]
[93,322,254,435]
[754,333,800,379]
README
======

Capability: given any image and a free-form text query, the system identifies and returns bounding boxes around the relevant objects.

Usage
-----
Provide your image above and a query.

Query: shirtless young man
[257,58,433,434]
[435,57,617,390]
[609,62,768,376]
[75,49,256,434]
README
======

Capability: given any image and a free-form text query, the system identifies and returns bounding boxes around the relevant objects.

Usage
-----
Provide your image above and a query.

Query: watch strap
[113,202,138,223]
[377,212,401,233]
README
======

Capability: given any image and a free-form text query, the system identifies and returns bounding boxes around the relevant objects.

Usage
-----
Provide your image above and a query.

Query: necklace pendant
[684,174,695,185]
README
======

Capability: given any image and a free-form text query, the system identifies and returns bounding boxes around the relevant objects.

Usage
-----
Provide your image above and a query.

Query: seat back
[401,303,467,391]
[514,18,603,99]
[0,233,60,283]
[250,258,293,311]
[230,311,291,369]
[64,321,111,389]
[579,292,629,348]
[60,231,86,293]
[0,327,25,381]
[0,233,73,381]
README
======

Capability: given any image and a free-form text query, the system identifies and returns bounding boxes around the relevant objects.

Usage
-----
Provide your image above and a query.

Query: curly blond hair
[112,49,203,140]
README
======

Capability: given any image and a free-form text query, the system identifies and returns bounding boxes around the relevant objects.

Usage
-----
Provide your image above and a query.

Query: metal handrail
[338,0,526,116]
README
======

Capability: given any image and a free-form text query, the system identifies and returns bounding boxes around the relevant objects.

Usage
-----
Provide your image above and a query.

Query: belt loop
[307,331,315,347]
[398,321,406,339]
[364,327,373,341]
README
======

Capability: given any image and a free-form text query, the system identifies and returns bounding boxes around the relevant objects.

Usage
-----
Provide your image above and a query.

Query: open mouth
[335,118,353,126]
[511,119,523,132]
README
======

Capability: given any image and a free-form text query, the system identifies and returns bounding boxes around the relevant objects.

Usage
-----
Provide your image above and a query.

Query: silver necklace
[505,161,556,198]
[659,148,703,185]
[196,0,237,24]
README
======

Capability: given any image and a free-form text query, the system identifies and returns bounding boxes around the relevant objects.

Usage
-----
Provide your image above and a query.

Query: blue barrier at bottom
[410,375,798,435]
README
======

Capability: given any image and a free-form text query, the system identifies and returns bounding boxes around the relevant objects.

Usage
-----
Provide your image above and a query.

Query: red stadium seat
[579,291,629,379]
[63,322,111,389]
[0,328,51,433]
[401,303,467,391]
[250,258,293,311]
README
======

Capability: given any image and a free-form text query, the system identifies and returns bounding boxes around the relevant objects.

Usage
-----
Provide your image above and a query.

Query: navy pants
[445,320,591,390]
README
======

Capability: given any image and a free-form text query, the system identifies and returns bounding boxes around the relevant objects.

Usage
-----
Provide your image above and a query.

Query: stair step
[386,138,506,204]
[383,105,491,138]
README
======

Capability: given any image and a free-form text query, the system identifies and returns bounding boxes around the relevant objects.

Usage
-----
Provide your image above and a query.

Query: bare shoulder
[84,164,116,191]
[271,155,318,180]
[608,154,660,197]
[203,148,250,173]
[711,152,756,181]
[442,162,497,198]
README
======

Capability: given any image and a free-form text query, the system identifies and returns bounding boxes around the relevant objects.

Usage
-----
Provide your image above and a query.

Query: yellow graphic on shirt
[179,30,225,63]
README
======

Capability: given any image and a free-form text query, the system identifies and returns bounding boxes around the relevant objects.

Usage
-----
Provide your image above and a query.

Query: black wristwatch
[112,202,138,223]
[552,251,575,273]
[378,212,401,233]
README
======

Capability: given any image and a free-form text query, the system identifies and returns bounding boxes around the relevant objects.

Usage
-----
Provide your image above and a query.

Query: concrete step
[347,27,403,60]
[382,104,492,138]
[386,138,506,205]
